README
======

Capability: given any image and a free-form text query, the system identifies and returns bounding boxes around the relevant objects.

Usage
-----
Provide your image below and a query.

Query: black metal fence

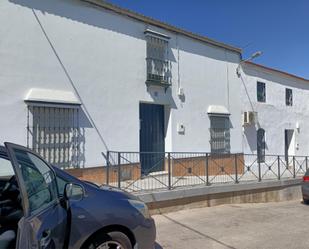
[105,151,307,192]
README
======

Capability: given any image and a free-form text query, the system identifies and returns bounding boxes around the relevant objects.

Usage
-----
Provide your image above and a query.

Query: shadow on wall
[155,242,163,249]
[147,86,177,109]
[244,125,257,152]
[242,66,309,90]
[9,0,239,63]
[177,34,239,64]
[28,106,92,168]
[243,125,269,152]
[9,0,145,40]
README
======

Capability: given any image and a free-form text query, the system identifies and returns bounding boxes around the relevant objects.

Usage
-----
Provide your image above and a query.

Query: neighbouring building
[240,62,309,160]
[0,0,308,184]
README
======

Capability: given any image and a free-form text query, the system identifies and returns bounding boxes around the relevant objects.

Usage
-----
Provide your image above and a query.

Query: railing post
[258,156,262,182]
[293,156,296,178]
[234,154,239,183]
[106,151,110,185]
[168,153,171,190]
[117,152,121,189]
[277,156,281,180]
[206,153,209,186]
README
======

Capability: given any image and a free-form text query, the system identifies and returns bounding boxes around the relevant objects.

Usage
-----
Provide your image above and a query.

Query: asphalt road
[153,200,308,249]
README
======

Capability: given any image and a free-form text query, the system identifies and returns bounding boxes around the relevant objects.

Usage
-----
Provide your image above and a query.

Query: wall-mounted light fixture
[236,51,262,77]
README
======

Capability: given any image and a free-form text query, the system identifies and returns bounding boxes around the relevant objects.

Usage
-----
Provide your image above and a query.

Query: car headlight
[128,199,151,219]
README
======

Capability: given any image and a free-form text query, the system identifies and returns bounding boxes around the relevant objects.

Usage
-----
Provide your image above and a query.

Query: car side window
[0,156,15,177]
[14,149,58,214]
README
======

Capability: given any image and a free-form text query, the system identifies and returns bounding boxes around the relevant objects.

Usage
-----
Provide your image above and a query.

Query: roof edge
[245,61,309,83]
[81,0,242,54]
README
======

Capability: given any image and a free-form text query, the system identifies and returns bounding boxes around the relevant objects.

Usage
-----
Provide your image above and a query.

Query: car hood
[99,184,139,201]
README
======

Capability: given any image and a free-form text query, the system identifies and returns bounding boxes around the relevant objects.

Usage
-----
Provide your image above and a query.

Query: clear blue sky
[108,0,309,79]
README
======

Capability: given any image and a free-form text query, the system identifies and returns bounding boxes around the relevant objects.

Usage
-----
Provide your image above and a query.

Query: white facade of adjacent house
[240,62,309,159]
[0,0,243,168]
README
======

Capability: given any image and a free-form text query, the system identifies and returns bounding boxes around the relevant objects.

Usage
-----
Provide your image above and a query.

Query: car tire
[303,198,309,205]
[87,231,132,249]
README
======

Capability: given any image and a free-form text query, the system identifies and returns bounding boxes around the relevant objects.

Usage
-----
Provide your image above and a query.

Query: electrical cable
[31,9,109,156]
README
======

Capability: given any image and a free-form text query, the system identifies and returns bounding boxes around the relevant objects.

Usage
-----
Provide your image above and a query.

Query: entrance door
[5,143,68,249]
[139,103,165,174]
[285,129,294,163]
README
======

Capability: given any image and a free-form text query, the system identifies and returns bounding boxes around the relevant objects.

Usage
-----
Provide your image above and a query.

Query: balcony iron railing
[146,58,171,87]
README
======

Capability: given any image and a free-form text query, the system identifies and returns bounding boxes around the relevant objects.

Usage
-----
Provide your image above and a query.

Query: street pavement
[153,200,308,249]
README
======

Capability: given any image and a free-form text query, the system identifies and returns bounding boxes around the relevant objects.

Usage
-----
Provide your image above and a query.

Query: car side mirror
[64,183,84,201]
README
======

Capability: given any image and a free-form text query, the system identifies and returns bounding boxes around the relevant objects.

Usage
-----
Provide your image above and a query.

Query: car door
[5,142,68,249]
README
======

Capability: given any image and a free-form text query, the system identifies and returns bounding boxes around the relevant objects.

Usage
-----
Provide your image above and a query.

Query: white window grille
[210,116,230,154]
[145,33,171,85]
[27,105,81,168]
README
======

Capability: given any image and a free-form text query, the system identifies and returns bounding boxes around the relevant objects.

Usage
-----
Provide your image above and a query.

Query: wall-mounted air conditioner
[243,111,257,125]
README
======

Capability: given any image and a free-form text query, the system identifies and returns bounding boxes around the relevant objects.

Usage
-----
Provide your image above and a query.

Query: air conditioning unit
[243,111,257,125]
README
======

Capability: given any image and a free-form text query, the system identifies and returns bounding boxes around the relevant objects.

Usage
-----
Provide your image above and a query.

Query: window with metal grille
[257,128,266,163]
[210,116,230,154]
[286,88,293,106]
[257,82,266,102]
[146,35,170,85]
[27,105,81,168]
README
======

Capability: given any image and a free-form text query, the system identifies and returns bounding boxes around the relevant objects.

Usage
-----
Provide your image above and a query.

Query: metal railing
[104,152,307,192]
[146,58,171,85]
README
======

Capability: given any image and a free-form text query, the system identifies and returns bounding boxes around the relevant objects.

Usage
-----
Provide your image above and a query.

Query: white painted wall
[170,35,242,153]
[240,63,309,156]
[0,0,242,167]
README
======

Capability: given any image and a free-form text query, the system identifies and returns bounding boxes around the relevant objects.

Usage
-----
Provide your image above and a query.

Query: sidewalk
[153,200,308,249]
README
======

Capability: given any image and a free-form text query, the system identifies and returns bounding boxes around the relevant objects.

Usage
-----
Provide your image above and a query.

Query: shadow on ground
[155,242,163,249]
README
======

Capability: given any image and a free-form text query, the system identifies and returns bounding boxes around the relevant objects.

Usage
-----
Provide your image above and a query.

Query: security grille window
[27,105,80,168]
[286,88,293,106]
[145,33,170,85]
[257,128,266,163]
[210,116,230,154]
[257,82,266,102]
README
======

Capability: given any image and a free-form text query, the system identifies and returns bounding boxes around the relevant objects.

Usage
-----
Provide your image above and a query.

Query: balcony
[146,58,171,90]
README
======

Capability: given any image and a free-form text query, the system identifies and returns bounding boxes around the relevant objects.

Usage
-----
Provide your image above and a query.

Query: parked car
[0,143,156,249]
[302,168,309,204]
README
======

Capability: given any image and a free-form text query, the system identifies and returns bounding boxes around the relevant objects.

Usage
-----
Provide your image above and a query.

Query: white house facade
[0,0,243,170]
[240,62,309,160]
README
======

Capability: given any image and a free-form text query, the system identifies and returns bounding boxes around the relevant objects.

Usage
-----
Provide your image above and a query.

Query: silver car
[302,169,309,204]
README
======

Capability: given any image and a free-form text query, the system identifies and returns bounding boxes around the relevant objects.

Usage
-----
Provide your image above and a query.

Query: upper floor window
[209,116,230,154]
[145,30,171,86]
[286,88,293,106]
[257,82,266,102]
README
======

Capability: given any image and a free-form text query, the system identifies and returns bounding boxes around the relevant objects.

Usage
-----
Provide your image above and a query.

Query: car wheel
[303,198,309,205]
[89,231,132,249]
